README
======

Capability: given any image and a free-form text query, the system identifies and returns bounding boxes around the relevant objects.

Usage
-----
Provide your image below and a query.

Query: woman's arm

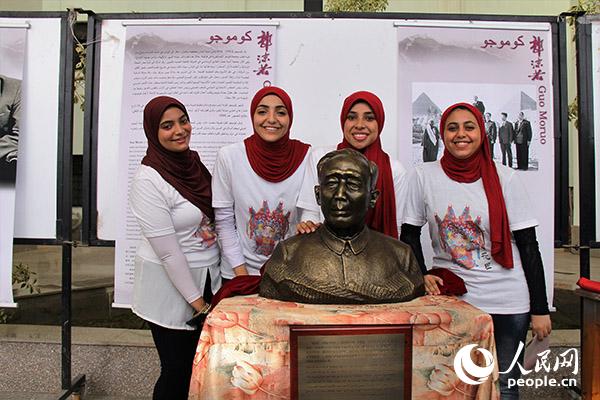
[147,234,207,312]
[296,148,325,234]
[513,226,552,339]
[211,148,249,276]
[399,168,444,294]
[399,223,426,274]
[400,223,443,295]
[215,207,248,276]
[392,160,408,238]
[130,175,206,312]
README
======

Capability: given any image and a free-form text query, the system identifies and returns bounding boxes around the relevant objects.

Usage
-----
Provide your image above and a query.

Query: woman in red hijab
[129,96,220,399]
[212,86,310,281]
[400,102,551,399]
[296,91,406,238]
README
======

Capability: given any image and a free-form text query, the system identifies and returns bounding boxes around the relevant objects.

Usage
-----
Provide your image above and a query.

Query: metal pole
[576,19,595,280]
[575,15,595,400]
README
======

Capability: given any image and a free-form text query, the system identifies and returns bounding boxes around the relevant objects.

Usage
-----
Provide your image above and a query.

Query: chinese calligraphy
[481,34,545,82]
[528,35,545,81]
[205,29,274,77]
[254,30,273,76]
[500,341,578,376]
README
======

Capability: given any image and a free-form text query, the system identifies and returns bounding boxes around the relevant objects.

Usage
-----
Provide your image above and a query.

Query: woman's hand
[233,264,249,276]
[424,274,443,295]
[531,314,552,339]
[296,220,321,234]
[190,297,209,313]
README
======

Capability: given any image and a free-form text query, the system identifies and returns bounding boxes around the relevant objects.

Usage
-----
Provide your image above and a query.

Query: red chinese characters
[254,30,273,76]
[528,35,545,81]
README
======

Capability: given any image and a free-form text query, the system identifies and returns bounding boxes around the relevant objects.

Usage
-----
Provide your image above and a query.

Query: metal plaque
[290,325,412,400]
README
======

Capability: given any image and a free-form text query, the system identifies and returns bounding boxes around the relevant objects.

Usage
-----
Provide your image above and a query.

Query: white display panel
[0,16,63,307]
[0,17,61,239]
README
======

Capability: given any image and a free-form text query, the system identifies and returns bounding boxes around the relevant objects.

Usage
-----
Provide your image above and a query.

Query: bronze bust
[259,149,424,304]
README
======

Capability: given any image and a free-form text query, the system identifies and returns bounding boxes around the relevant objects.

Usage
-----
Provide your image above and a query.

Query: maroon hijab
[244,86,310,183]
[439,102,513,268]
[337,91,398,239]
[141,96,214,220]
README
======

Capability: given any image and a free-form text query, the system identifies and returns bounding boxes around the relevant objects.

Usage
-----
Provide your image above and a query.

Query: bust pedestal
[189,295,498,400]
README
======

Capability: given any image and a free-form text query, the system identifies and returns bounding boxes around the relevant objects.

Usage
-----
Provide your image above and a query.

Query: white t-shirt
[297,145,407,232]
[129,165,220,329]
[212,141,309,276]
[130,165,220,267]
[403,161,537,314]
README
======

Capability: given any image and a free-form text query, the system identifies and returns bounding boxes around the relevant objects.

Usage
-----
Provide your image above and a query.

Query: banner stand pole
[57,10,86,399]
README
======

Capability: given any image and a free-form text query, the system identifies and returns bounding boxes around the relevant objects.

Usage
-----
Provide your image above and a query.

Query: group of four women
[130,86,551,400]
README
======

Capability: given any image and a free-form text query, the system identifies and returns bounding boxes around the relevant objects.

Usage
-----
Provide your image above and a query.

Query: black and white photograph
[411,82,540,171]
[0,24,26,308]
[0,27,24,185]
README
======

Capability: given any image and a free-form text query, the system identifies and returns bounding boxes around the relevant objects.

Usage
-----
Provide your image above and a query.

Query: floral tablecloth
[190,295,498,399]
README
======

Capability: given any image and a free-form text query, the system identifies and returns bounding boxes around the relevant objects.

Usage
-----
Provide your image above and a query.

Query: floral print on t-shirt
[247,200,290,256]
[193,215,217,248]
[435,205,491,270]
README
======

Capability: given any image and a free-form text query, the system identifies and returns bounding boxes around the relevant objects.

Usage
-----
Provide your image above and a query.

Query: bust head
[258,148,424,304]
[314,149,379,239]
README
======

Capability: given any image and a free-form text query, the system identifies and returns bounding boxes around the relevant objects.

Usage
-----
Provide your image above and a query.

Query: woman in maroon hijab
[296,90,406,238]
[400,102,551,399]
[211,86,310,281]
[129,96,220,399]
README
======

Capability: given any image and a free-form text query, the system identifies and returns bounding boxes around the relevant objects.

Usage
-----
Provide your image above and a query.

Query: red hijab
[244,86,310,183]
[337,91,398,239]
[439,102,513,268]
[141,96,214,220]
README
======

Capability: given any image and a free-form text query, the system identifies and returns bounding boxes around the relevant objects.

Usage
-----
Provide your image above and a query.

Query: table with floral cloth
[189,294,499,400]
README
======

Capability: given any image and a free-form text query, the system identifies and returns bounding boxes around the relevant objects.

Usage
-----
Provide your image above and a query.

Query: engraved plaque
[290,325,412,400]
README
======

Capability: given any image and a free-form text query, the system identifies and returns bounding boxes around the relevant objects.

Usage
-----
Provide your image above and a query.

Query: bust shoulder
[266,230,324,264]
[368,229,413,256]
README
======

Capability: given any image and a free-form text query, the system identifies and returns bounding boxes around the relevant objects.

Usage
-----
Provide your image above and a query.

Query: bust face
[316,153,378,237]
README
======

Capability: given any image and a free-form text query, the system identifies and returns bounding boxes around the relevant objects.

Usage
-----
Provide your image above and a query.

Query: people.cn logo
[453,344,495,385]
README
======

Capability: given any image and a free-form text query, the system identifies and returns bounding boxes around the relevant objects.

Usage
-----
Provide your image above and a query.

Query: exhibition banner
[0,25,26,307]
[397,21,555,308]
[114,23,277,306]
